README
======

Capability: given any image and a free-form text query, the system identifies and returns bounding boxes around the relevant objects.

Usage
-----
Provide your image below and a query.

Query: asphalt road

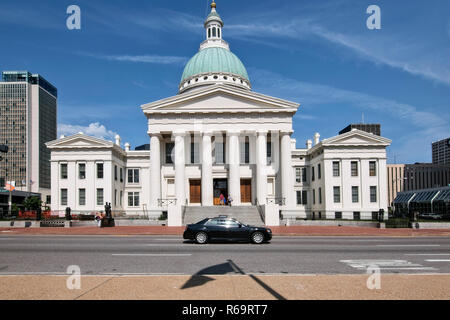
[1,235,450,275]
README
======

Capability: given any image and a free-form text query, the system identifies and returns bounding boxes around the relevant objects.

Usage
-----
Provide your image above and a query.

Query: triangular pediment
[46,134,114,149]
[141,84,299,114]
[322,130,391,147]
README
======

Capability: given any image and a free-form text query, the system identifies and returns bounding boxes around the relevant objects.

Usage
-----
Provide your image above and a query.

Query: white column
[149,133,161,209]
[280,131,294,207]
[202,132,213,206]
[256,130,268,205]
[174,132,186,205]
[228,130,241,205]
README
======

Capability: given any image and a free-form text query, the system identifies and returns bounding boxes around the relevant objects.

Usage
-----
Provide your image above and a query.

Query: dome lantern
[179,1,251,93]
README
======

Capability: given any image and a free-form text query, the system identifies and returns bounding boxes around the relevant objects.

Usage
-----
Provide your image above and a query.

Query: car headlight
[267,229,272,233]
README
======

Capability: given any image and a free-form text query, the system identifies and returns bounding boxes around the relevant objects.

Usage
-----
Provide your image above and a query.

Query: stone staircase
[183,206,265,226]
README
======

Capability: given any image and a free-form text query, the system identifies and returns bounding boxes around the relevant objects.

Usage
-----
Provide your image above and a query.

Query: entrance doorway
[213,179,228,205]
[189,179,201,204]
[240,179,252,203]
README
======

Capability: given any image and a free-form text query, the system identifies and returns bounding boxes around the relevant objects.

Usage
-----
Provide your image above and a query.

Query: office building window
[97,188,104,206]
[165,142,174,164]
[127,169,140,183]
[97,163,103,179]
[369,161,377,176]
[128,192,140,207]
[78,163,86,179]
[352,186,359,203]
[370,186,377,203]
[61,163,68,179]
[79,189,86,206]
[351,161,358,177]
[333,161,340,177]
[333,186,341,203]
[61,189,68,206]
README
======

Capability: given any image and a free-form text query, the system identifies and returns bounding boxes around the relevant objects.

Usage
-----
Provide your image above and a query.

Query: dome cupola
[179,0,251,93]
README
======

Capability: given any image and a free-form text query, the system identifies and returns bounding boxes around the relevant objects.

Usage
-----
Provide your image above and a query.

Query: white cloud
[58,122,118,141]
[79,52,188,65]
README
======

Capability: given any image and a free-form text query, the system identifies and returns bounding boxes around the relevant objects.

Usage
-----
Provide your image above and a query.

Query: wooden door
[190,180,201,203]
[240,179,252,203]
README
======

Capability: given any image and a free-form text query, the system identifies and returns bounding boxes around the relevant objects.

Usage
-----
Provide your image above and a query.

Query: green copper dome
[181,47,249,83]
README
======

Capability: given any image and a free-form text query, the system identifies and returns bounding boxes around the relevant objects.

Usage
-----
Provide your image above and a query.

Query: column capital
[227,130,240,137]
[256,130,268,136]
[280,130,294,136]
[148,131,162,138]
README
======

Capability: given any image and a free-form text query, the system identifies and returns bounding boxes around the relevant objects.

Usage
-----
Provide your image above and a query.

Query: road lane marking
[405,254,450,256]
[100,272,185,275]
[340,259,437,271]
[425,259,450,262]
[376,245,441,247]
[111,254,192,257]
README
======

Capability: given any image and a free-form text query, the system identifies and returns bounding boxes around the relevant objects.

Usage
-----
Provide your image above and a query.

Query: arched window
[218,28,221,38]
[212,27,216,37]
[208,28,211,38]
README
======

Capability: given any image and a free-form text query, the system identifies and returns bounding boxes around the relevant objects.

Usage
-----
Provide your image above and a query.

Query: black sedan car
[183,216,272,244]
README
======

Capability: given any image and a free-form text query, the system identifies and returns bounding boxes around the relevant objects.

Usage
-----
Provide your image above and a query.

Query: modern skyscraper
[339,124,381,136]
[0,71,57,199]
[432,137,450,165]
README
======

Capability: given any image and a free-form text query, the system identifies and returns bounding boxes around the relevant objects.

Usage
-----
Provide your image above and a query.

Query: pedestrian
[227,195,233,206]
[219,193,224,205]
[95,212,103,228]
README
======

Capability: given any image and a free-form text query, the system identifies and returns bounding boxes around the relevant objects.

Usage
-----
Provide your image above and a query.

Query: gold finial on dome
[211,0,216,9]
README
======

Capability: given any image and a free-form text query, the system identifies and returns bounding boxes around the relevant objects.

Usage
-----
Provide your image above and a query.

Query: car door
[225,219,248,240]
[205,218,226,239]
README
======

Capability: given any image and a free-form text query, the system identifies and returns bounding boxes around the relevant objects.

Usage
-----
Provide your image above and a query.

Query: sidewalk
[1,225,450,236]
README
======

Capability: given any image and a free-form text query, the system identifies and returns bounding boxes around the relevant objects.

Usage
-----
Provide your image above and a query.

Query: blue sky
[0,0,449,164]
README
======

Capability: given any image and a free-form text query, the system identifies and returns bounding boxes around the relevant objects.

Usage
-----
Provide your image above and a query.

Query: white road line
[111,253,192,257]
[425,259,450,262]
[376,245,441,247]
[376,267,437,270]
[340,259,437,271]
[405,254,450,256]
[100,272,185,275]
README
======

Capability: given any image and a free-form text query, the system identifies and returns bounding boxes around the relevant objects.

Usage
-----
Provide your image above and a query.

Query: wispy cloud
[78,52,188,65]
[58,122,118,141]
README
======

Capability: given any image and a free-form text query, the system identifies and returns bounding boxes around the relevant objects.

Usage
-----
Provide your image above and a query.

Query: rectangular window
[335,212,342,219]
[369,161,377,176]
[97,163,103,179]
[240,137,250,164]
[302,190,307,205]
[190,141,200,164]
[266,140,272,164]
[333,186,341,203]
[302,168,307,182]
[295,168,302,183]
[352,186,359,203]
[61,189,67,206]
[333,161,340,177]
[46,195,51,205]
[78,163,86,179]
[165,142,174,164]
[120,168,123,182]
[60,163,68,179]
[370,186,377,203]
[318,164,321,180]
[372,211,379,221]
[127,169,140,183]
[313,189,316,204]
[97,188,104,206]
[114,189,117,206]
[312,167,315,181]
[114,165,117,181]
[353,212,361,220]
[318,187,322,204]
[128,192,140,207]
[79,189,86,206]
[120,191,123,206]
[296,190,302,205]
[351,161,358,177]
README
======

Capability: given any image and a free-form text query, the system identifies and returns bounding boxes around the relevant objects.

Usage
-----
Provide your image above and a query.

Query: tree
[23,196,42,211]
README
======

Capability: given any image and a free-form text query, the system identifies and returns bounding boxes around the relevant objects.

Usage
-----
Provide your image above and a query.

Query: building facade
[339,124,381,136]
[0,71,57,203]
[46,2,391,225]
[432,137,450,165]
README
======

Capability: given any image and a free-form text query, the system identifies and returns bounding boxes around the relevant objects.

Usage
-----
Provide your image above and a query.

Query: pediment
[46,134,114,149]
[141,84,299,114]
[322,130,391,147]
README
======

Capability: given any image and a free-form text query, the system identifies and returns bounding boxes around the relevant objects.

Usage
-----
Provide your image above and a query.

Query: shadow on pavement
[180,259,286,300]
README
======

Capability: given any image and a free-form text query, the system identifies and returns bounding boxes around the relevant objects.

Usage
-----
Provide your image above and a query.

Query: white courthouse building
[46,2,391,226]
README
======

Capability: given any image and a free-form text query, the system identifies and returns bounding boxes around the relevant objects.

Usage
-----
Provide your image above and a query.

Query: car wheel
[251,232,264,244]
[195,232,208,244]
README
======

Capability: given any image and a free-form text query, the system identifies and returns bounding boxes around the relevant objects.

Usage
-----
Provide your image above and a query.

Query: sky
[0,0,449,164]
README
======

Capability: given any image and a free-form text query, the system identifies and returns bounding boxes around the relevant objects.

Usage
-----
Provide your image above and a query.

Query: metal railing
[266,197,285,205]
[157,198,177,207]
